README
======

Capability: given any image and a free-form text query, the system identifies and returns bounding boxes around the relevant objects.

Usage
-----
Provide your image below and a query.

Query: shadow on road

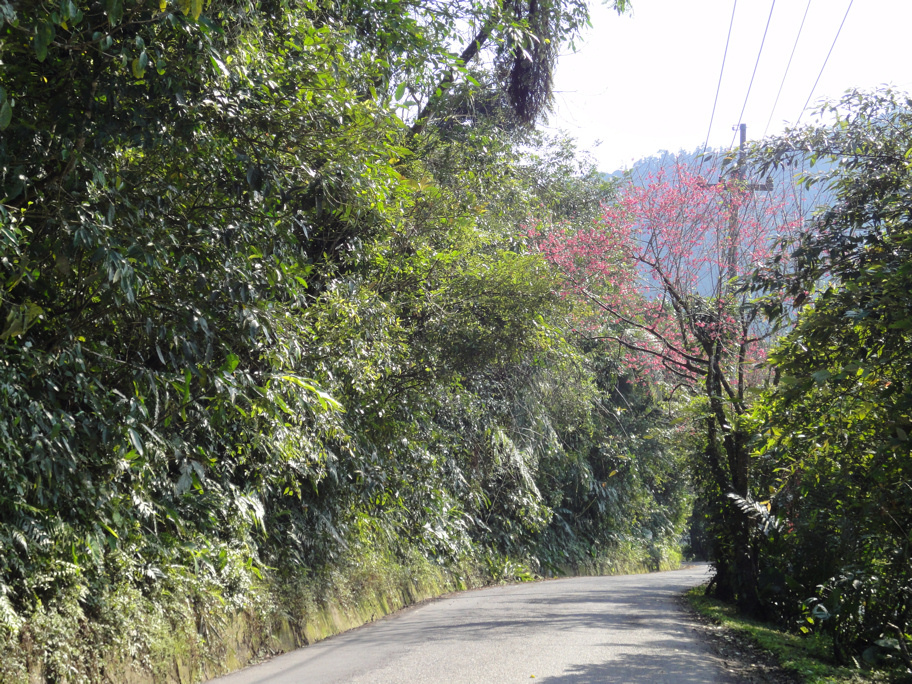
[537,638,725,684]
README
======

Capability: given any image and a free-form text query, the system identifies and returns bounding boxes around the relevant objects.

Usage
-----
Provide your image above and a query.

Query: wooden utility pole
[726,123,773,286]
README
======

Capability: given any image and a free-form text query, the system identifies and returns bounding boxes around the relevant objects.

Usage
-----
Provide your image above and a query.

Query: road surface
[209,564,736,683]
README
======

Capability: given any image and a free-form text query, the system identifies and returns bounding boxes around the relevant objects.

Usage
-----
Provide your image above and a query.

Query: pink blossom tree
[532,161,804,611]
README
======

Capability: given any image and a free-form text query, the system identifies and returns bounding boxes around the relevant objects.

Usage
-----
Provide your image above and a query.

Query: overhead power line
[796,0,853,124]
[702,0,738,159]
[729,0,777,149]
[763,0,812,138]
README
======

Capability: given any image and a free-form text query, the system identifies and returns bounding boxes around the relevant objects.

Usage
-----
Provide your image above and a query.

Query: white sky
[547,0,912,172]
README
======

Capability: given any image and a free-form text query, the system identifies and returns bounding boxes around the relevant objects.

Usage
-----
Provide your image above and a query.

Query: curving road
[209,564,736,683]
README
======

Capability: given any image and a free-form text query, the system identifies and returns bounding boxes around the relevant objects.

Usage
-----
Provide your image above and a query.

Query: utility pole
[724,123,774,492]
[726,124,772,285]
[724,123,774,617]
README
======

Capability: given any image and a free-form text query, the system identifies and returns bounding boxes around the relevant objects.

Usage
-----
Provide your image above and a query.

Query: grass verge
[684,586,898,684]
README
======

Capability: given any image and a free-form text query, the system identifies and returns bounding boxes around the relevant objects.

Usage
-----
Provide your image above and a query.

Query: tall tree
[749,88,912,665]
[533,161,803,612]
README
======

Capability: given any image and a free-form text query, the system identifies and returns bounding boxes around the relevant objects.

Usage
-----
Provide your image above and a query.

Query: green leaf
[394,83,406,101]
[106,0,123,26]
[131,53,147,79]
[811,369,831,385]
[1,302,43,340]
[34,22,55,61]
[279,375,344,412]
[0,100,11,130]
[127,427,144,456]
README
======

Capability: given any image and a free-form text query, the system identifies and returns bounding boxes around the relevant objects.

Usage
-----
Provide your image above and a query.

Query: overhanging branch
[411,18,497,135]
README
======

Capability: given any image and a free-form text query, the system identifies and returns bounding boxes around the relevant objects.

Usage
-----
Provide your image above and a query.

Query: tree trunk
[703,343,762,616]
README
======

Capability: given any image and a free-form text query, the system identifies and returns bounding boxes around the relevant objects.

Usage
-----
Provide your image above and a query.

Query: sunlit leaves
[178,0,202,20]
[131,55,146,79]
[0,301,43,340]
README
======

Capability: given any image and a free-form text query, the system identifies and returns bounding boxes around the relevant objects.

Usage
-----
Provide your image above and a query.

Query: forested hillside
[0,0,695,680]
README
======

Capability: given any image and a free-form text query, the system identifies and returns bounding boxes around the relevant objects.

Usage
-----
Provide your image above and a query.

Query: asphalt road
[209,564,736,684]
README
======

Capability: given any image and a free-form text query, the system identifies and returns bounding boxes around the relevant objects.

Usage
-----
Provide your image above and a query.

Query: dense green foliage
[745,89,912,671]
[0,0,692,679]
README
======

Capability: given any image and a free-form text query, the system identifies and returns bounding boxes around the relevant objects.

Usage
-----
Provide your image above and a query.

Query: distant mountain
[601,147,838,220]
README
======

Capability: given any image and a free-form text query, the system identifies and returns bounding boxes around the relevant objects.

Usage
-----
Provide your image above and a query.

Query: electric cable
[796,0,853,125]
[701,0,738,161]
[763,0,812,138]
[729,0,777,149]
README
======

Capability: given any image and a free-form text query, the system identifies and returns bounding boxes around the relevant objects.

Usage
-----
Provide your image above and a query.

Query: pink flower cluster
[530,163,803,391]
